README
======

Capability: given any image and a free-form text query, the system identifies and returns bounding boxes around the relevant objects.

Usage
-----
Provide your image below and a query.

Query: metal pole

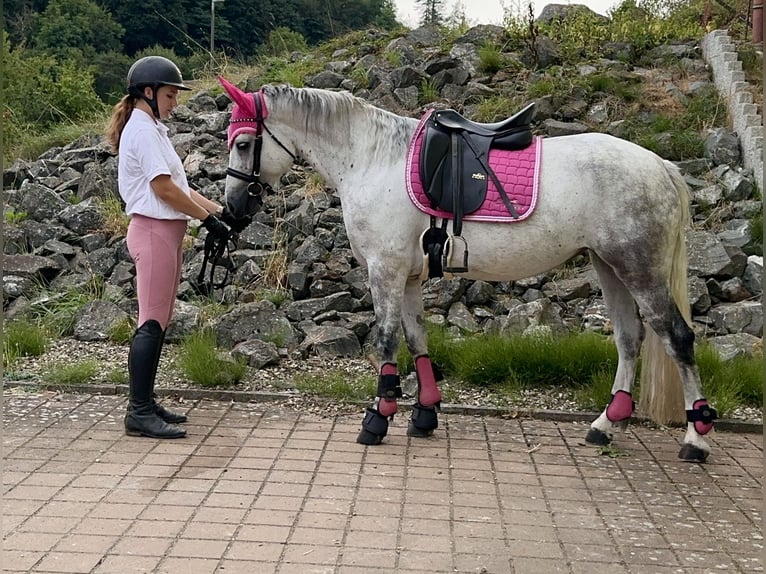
[754,0,763,45]
[210,0,215,70]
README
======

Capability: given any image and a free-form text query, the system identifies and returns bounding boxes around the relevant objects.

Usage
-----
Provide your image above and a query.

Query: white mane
[261,84,417,160]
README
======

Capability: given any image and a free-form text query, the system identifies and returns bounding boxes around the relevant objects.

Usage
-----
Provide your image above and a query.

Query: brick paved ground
[2,391,762,573]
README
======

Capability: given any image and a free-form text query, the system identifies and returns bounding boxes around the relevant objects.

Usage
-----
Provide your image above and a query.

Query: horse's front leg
[356,262,408,445]
[401,276,442,438]
[585,256,645,446]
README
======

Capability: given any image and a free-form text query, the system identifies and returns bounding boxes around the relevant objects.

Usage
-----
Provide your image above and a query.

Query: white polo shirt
[118,108,191,220]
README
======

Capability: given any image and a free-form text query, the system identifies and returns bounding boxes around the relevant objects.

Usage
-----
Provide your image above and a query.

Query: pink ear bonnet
[218,76,268,148]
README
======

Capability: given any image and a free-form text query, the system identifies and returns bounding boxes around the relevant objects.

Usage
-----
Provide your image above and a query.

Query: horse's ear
[218,76,252,112]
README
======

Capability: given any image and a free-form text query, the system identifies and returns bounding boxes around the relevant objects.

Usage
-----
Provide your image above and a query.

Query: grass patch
[29,283,103,337]
[293,370,376,401]
[96,195,130,237]
[3,321,49,367]
[4,209,28,224]
[395,328,762,417]
[696,342,763,416]
[477,43,505,74]
[5,113,109,163]
[108,318,135,345]
[106,367,128,385]
[420,77,440,105]
[473,94,528,123]
[177,329,247,387]
[42,360,99,385]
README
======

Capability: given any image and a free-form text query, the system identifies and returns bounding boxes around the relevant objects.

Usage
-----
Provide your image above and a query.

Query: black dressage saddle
[419,102,535,221]
[417,102,535,275]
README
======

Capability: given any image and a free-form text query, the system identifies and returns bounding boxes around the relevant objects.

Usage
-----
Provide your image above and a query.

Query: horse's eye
[236,141,250,151]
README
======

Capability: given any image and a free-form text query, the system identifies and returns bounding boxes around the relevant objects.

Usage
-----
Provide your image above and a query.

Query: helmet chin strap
[132,85,161,119]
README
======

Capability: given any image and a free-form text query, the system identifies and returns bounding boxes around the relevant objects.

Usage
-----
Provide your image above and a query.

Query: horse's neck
[275,98,415,190]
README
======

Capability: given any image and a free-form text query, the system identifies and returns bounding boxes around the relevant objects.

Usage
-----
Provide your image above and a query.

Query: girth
[418,102,535,274]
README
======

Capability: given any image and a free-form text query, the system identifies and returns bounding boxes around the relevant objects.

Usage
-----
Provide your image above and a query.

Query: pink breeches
[126,215,187,330]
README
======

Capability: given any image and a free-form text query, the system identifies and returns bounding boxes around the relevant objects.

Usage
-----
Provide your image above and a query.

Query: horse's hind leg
[633,289,716,462]
[356,262,409,445]
[586,253,645,446]
[400,277,442,438]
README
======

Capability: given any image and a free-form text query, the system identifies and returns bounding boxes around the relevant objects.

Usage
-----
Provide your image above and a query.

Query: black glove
[200,214,230,242]
[220,206,253,233]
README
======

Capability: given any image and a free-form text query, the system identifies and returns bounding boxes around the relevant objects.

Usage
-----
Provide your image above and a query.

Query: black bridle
[225,90,298,203]
[197,90,298,295]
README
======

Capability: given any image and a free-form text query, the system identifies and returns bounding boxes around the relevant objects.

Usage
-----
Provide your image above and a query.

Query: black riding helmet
[127,56,191,118]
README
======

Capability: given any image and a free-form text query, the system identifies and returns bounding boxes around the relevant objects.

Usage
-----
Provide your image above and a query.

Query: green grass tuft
[3,321,49,367]
[42,360,99,385]
[177,329,247,387]
[293,370,376,401]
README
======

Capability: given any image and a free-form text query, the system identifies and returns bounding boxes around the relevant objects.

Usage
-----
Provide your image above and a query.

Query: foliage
[261,27,309,57]
[32,0,124,61]
[473,94,529,123]
[42,360,99,385]
[3,321,49,367]
[177,329,247,386]
[255,55,323,87]
[621,84,726,160]
[4,33,106,127]
[107,367,128,385]
[574,368,618,411]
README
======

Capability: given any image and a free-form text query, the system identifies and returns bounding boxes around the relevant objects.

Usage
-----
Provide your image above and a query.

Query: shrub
[261,27,309,57]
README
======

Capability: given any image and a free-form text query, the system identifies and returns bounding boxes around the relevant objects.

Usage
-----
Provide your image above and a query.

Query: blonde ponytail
[105,95,136,154]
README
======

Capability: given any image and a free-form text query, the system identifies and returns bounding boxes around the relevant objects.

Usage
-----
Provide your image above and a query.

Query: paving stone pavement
[2,391,762,574]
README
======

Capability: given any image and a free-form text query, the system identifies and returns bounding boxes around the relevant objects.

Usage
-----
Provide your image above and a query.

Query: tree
[416,0,445,26]
[33,0,124,60]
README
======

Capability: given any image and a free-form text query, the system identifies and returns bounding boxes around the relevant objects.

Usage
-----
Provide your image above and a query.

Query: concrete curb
[701,29,764,191]
[4,380,761,434]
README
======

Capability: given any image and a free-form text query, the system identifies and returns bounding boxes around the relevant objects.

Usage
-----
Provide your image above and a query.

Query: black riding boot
[124,320,186,439]
[150,330,188,424]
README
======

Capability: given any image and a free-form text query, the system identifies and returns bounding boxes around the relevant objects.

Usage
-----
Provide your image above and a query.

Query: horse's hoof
[585,428,611,445]
[356,428,384,445]
[407,421,434,438]
[678,443,709,463]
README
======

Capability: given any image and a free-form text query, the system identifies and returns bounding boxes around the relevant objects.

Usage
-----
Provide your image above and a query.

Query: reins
[195,229,234,295]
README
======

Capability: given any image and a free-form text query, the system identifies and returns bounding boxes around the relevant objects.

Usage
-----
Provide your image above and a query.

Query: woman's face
[144,85,179,119]
[155,85,180,119]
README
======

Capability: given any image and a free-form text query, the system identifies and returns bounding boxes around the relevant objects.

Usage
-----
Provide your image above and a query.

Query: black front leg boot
[125,320,186,439]
[356,408,389,445]
[407,403,438,437]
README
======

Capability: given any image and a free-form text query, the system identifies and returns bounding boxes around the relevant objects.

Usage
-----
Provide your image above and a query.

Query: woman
[105,55,232,439]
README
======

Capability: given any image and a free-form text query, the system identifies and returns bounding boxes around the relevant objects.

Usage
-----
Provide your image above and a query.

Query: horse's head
[218,77,297,219]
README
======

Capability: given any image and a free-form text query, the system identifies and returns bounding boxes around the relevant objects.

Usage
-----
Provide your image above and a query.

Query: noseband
[226,90,298,204]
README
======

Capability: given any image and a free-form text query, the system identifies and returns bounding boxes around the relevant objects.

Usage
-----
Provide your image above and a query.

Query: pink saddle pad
[406,109,541,222]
